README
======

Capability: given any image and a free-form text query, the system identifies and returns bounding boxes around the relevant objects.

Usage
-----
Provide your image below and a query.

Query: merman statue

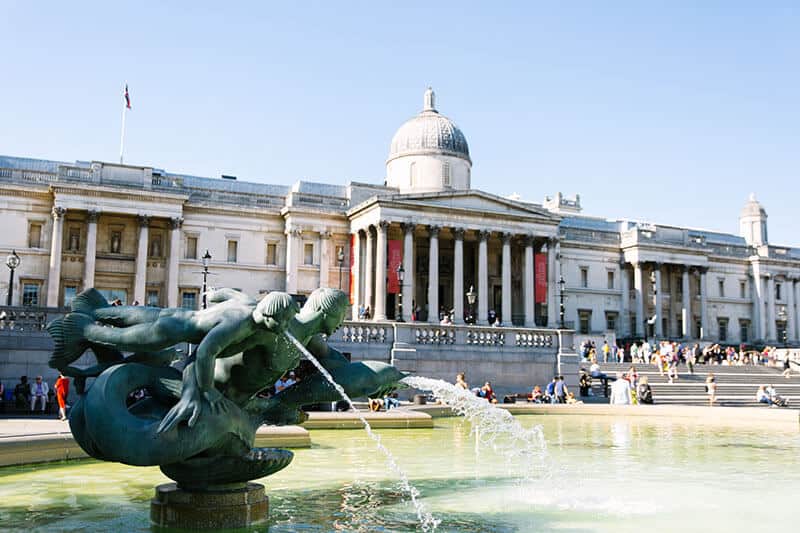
[47,287,405,489]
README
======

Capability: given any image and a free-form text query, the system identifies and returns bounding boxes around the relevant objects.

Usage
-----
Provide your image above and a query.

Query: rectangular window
[149,234,163,258]
[578,310,592,334]
[97,288,127,305]
[580,267,588,288]
[67,226,81,251]
[776,283,782,301]
[718,318,728,342]
[605,311,618,332]
[607,271,615,290]
[28,223,42,248]
[740,281,746,299]
[227,240,238,263]
[718,279,725,298]
[22,282,40,306]
[110,230,122,253]
[63,286,77,307]
[185,236,198,259]
[266,243,277,265]
[146,289,159,307]
[304,243,314,265]
[442,161,451,187]
[740,320,750,343]
[181,291,197,310]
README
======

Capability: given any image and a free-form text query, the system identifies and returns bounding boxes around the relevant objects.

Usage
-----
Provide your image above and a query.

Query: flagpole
[119,83,127,164]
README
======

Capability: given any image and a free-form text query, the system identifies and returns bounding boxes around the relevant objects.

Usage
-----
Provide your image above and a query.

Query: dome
[387,88,471,164]
[740,193,767,218]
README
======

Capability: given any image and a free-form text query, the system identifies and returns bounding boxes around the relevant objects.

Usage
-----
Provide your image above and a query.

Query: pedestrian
[609,373,631,405]
[706,373,717,406]
[55,372,70,421]
[30,375,49,413]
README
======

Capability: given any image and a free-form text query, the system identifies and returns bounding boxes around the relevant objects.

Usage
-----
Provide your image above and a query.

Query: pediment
[386,190,557,220]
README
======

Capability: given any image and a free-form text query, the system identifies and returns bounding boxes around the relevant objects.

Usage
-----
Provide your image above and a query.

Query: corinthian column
[501,232,512,324]
[351,230,362,320]
[453,228,465,324]
[319,230,332,289]
[374,221,388,320]
[634,262,644,337]
[364,227,374,317]
[402,223,415,322]
[133,214,150,305]
[83,210,100,291]
[477,230,489,325]
[46,206,66,307]
[427,225,440,323]
[524,235,534,327]
[285,228,302,294]
[654,263,663,338]
[682,266,690,339]
[166,217,183,307]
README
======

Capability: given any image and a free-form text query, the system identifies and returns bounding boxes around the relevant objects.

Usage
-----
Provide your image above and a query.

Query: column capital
[477,229,490,242]
[428,225,440,237]
[319,230,332,239]
[501,232,513,245]
[365,227,374,241]
[453,227,466,240]
[285,227,302,237]
[87,209,101,223]
[548,236,560,245]
[400,222,415,234]
[378,220,390,232]
[137,214,151,228]
[52,206,66,219]
[169,216,184,230]
[524,234,536,247]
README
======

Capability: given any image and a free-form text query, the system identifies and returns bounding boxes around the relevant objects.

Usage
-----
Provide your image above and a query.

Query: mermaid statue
[47,287,404,490]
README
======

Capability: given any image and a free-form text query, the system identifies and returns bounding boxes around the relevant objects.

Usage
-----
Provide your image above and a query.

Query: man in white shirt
[609,373,631,405]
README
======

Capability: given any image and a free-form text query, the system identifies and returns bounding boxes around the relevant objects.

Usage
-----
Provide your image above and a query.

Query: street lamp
[337,247,345,290]
[466,285,477,324]
[558,275,566,329]
[201,250,211,309]
[6,250,20,306]
[396,263,405,322]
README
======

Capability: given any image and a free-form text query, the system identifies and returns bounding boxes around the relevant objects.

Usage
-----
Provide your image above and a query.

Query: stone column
[547,238,560,328]
[401,223,415,322]
[477,230,489,325]
[682,266,691,339]
[618,261,629,337]
[654,264,663,338]
[83,210,100,291]
[46,206,66,307]
[319,231,331,289]
[524,235,535,327]
[700,268,708,340]
[633,262,644,337]
[795,280,800,343]
[364,227,374,317]
[350,230,362,320]
[766,275,776,341]
[285,228,302,295]
[501,232,512,324]
[133,214,150,305]
[452,228,465,324]
[374,221,388,321]
[166,217,183,308]
[787,278,796,342]
[427,225,440,323]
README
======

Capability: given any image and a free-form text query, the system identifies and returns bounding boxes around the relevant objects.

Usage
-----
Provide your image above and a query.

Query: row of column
[46,206,183,307]
[351,222,553,326]
[758,274,799,343]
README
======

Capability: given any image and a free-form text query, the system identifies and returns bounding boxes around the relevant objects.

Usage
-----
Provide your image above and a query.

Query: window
[740,320,750,343]
[410,162,417,187]
[607,271,615,290]
[28,223,42,248]
[718,278,725,298]
[146,289,159,307]
[266,243,277,265]
[97,288,127,305]
[776,283,782,301]
[110,230,122,253]
[580,267,588,288]
[335,245,345,266]
[740,280,747,299]
[578,310,592,334]
[227,240,238,263]
[442,161,451,187]
[718,318,728,342]
[181,291,198,310]
[185,236,198,259]
[63,286,77,307]
[22,282,40,306]
[149,234,163,258]
[605,311,618,332]
[695,319,702,339]
[304,243,314,265]
[67,226,80,251]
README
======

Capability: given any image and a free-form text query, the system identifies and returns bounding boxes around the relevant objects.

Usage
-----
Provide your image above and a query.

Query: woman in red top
[55,373,70,421]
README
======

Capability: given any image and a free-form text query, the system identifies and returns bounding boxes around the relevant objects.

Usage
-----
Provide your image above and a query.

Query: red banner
[387,239,402,294]
[348,234,355,304]
[535,252,547,304]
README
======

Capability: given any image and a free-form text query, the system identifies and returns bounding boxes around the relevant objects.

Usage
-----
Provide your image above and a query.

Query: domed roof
[740,193,767,218]
[387,88,471,164]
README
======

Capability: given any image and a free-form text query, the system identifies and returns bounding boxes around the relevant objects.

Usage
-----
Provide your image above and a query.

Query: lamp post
[337,247,345,290]
[201,250,211,309]
[396,263,405,322]
[466,285,477,325]
[6,250,20,306]
[558,275,566,329]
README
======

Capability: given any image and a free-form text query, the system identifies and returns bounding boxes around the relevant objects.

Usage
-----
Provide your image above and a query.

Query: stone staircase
[588,362,800,408]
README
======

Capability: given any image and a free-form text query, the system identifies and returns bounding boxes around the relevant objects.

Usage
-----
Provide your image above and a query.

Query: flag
[124,84,131,109]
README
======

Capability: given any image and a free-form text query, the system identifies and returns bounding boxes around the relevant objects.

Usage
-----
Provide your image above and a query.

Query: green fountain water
[2,415,798,532]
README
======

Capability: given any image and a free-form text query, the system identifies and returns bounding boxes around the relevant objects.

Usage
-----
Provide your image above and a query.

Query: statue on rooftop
[47,287,405,490]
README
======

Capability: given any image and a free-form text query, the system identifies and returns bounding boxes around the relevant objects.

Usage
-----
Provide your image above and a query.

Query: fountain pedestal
[150,482,268,529]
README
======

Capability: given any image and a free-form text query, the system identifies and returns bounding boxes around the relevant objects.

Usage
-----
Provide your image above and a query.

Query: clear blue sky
[1,1,797,244]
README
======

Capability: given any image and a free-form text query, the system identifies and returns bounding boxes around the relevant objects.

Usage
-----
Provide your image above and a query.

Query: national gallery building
[1,88,799,347]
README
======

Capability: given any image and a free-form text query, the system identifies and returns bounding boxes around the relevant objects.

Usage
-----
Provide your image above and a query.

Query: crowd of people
[1,374,71,418]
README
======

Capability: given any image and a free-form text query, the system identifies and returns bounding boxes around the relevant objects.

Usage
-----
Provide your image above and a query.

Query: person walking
[706,373,717,407]
[54,372,70,421]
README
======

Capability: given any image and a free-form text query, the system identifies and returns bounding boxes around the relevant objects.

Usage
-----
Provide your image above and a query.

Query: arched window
[410,162,417,187]
[442,161,451,187]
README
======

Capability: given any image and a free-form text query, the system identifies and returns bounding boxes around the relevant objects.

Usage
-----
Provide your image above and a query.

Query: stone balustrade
[0,307,64,334]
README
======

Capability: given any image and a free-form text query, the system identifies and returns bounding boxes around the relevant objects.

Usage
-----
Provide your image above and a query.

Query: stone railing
[0,306,65,333]
[413,325,456,345]
[332,323,392,344]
